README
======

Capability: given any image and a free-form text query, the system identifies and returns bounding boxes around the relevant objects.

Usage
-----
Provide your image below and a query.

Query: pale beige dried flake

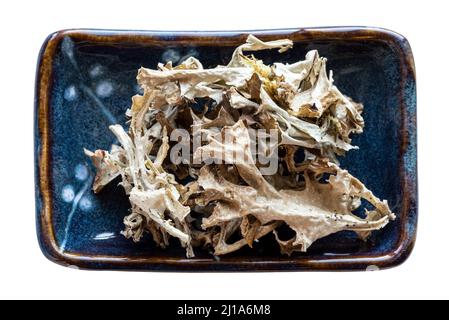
[194,122,394,255]
[85,34,395,258]
[84,145,124,193]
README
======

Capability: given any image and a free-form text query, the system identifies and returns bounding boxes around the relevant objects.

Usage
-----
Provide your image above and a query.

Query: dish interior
[42,32,410,262]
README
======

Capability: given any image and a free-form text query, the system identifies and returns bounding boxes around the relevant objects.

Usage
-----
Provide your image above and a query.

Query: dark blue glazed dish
[35,27,417,271]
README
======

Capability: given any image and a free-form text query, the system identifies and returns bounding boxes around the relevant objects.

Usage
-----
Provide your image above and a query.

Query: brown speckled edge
[35,27,417,271]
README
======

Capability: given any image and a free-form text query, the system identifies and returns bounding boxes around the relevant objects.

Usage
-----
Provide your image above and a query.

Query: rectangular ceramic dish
[35,27,417,271]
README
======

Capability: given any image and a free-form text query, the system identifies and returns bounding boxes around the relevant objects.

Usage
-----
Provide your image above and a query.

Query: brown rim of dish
[35,27,417,271]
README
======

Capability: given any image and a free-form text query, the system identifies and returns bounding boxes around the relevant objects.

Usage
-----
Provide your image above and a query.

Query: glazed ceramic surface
[35,27,417,271]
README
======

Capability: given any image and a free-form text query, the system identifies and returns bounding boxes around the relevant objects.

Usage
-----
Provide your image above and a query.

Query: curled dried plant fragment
[86,34,395,258]
[194,122,394,255]
[84,146,125,193]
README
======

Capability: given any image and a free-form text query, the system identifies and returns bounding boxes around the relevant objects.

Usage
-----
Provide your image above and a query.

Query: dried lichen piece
[227,34,293,67]
[88,108,195,256]
[137,67,253,102]
[195,122,394,254]
[213,221,281,256]
[194,120,279,197]
[84,145,124,193]
[240,215,262,248]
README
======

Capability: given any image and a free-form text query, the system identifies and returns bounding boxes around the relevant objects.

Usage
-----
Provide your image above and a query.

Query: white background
[0,0,445,300]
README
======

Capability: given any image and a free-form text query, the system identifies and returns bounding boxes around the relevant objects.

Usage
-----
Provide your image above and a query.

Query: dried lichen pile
[85,35,395,257]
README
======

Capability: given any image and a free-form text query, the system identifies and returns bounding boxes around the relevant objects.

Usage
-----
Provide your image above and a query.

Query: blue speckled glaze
[35,28,417,271]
